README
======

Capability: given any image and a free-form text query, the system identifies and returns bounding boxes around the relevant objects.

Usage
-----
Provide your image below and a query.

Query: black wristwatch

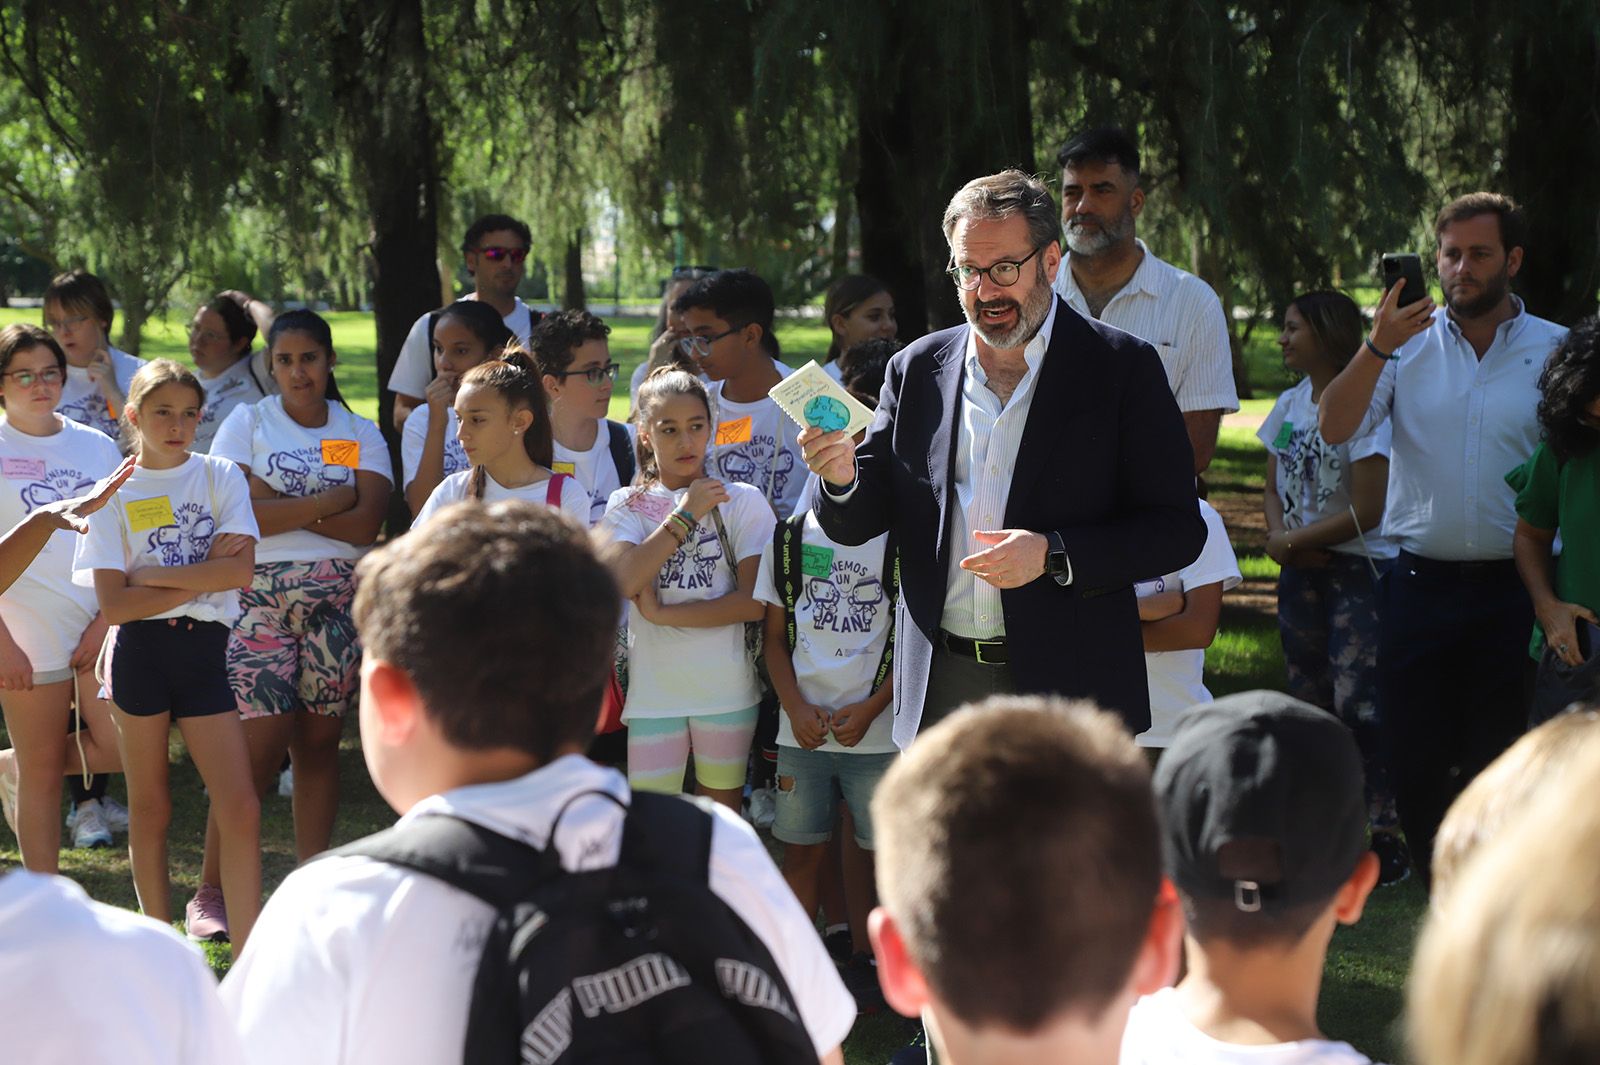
[1044,531,1070,585]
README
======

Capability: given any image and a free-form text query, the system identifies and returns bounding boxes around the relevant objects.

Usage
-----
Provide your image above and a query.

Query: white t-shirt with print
[754,512,896,754]
[414,469,591,527]
[1258,379,1397,560]
[0,870,246,1065]
[599,481,776,719]
[73,453,259,624]
[0,417,123,669]
[399,403,469,490]
[220,755,854,1065]
[210,396,392,564]
[1121,987,1377,1065]
[57,347,145,447]
[553,418,629,527]
[707,367,806,520]
[1134,500,1241,747]
[385,296,535,400]
[195,354,270,455]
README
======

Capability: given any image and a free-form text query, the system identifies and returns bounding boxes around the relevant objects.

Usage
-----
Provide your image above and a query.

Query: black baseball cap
[1153,690,1368,914]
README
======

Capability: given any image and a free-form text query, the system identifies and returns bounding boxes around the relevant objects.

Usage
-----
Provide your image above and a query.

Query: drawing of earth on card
[768,361,875,438]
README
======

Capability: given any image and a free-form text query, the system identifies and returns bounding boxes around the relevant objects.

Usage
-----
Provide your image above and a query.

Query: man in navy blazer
[800,170,1205,746]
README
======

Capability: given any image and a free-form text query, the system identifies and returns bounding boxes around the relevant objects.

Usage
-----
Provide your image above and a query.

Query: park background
[3,2,1600,1061]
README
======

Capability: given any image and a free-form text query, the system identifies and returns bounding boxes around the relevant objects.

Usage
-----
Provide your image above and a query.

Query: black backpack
[606,419,637,485]
[329,790,818,1065]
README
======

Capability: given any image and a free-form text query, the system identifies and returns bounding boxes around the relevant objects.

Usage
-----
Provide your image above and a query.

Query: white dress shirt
[1052,240,1238,415]
[941,301,1058,639]
[1348,299,1564,560]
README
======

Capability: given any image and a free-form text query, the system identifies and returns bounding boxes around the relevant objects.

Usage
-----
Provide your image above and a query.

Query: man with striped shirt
[1051,127,1239,474]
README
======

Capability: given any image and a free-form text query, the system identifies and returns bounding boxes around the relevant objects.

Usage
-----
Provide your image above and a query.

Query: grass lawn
[0,308,1421,1063]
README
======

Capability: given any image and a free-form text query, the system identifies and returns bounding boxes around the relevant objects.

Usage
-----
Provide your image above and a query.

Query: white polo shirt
[1053,240,1239,415]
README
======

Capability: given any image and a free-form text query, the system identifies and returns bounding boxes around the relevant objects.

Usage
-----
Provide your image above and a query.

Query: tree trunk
[331,0,440,534]
[563,232,586,310]
[1504,14,1600,324]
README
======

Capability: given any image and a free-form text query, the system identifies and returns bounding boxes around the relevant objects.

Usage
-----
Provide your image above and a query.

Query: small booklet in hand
[767,361,876,438]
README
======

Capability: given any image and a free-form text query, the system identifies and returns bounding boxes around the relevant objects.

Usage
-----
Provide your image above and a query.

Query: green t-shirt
[1506,440,1600,659]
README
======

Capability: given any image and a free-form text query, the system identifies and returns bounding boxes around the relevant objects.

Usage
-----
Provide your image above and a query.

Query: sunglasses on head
[477,245,528,264]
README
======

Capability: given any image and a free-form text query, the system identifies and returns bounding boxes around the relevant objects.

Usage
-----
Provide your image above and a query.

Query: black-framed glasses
[554,362,620,386]
[476,245,528,264]
[2,367,64,387]
[678,329,739,358]
[947,245,1046,291]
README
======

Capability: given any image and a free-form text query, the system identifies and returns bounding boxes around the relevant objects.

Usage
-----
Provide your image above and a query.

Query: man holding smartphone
[1319,193,1566,889]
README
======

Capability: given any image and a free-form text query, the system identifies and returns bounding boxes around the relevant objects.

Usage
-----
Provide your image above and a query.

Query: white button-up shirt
[1052,240,1238,414]
[940,301,1058,639]
[1350,299,1565,560]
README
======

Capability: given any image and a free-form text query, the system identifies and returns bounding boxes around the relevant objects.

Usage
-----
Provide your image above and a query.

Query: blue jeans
[772,746,896,849]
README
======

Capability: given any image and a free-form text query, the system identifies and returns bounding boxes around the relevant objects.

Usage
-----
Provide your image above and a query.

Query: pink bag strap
[545,472,571,507]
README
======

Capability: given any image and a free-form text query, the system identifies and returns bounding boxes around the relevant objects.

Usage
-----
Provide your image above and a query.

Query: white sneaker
[747,786,777,830]
[0,752,18,837]
[278,766,294,797]
[71,799,113,849]
[98,795,130,833]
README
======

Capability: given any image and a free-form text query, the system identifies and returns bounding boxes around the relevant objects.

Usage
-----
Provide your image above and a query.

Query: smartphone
[1381,253,1428,307]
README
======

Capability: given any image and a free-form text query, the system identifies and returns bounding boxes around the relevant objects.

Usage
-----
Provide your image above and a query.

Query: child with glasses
[188,293,274,454]
[43,270,147,451]
[530,309,636,526]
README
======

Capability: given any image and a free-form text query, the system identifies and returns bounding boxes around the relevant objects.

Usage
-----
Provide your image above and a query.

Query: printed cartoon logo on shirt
[658,525,724,591]
[16,467,97,514]
[264,447,354,496]
[57,393,119,439]
[804,556,884,635]
[200,374,252,431]
[442,436,469,477]
[1278,421,1342,525]
[145,502,216,566]
[714,434,796,505]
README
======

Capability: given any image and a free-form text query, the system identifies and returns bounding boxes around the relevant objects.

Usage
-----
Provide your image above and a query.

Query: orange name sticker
[321,439,360,467]
[715,416,752,446]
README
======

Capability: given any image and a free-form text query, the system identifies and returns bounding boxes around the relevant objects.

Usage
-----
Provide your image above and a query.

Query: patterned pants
[227,559,361,719]
[1277,553,1398,831]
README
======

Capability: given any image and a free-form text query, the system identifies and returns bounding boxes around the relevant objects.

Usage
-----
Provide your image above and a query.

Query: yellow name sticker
[126,496,176,533]
[552,461,577,475]
[715,416,752,446]
[321,439,360,467]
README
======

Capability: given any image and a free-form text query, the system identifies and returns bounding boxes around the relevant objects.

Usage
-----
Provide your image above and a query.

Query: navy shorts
[105,618,235,718]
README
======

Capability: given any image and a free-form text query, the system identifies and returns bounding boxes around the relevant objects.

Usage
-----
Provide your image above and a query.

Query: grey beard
[969,266,1054,349]
[1064,210,1134,256]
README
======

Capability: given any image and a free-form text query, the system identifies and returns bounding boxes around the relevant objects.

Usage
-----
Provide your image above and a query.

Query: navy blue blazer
[814,297,1206,741]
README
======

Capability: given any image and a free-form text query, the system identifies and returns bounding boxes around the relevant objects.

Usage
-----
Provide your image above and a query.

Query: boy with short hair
[220,501,853,1065]
[43,269,145,448]
[870,696,1182,1065]
[529,309,635,526]
[1124,690,1382,1065]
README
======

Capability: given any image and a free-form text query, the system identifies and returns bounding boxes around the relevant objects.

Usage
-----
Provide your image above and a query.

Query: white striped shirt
[941,301,1059,640]
[1052,240,1239,414]
[1350,300,1565,560]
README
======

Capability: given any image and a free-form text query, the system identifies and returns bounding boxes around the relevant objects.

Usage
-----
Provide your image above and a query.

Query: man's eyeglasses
[45,315,91,334]
[947,245,1047,291]
[553,362,620,386]
[2,367,64,388]
[679,329,739,358]
[476,246,528,264]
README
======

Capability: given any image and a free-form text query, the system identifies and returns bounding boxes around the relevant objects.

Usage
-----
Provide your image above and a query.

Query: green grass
[0,308,1420,1063]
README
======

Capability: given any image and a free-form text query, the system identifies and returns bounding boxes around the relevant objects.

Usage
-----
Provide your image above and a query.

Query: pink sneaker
[185,883,230,943]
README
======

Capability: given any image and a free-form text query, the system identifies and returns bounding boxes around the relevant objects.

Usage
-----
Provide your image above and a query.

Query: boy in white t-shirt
[1124,691,1383,1065]
[220,502,853,1065]
[530,308,636,526]
[1133,499,1241,747]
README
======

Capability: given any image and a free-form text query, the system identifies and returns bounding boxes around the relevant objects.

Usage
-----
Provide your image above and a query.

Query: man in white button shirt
[1052,127,1238,474]
[387,213,541,430]
[800,170,1204,747]
[1320,193,1566,889]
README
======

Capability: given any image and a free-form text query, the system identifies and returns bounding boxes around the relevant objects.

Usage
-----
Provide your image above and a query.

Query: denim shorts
[772,745,896,850]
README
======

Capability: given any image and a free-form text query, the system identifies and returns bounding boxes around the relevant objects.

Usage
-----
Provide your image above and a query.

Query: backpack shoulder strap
[545,472,572,507]
[327,814,560,910]
[872,534,900,694]
[774,515,803,654]
[606,419,636,485]
[618,791,715,883]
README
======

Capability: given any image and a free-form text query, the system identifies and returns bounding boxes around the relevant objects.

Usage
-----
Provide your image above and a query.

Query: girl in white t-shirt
[414,350,590,526]
[1259,290,1400,866]
[72,360,262,950]
[402,300,512,515]
[0,325,127,873]
[600,366,776,810]
[196,310,393,940]
[43,270,146,447]
[188,295,273,454]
